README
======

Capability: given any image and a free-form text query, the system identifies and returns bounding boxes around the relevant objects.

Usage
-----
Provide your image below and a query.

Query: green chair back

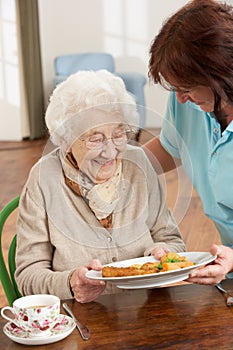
[0,196,21,306]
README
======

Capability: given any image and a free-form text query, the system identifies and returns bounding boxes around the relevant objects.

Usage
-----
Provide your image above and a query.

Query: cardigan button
[112,257,117,262]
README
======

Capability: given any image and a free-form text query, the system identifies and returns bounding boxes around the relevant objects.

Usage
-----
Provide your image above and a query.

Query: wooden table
[1,282,233,350]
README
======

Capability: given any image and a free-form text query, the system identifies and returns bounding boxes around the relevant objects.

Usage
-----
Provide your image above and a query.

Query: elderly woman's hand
[186,244,233,285]
[150,247,169,260]
[70,259,106,303]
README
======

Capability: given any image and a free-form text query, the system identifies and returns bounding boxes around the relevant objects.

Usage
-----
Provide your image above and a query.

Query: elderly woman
[15,70,185,303]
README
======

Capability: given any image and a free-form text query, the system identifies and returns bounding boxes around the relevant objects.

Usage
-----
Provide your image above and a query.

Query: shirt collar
[225,119,233,133]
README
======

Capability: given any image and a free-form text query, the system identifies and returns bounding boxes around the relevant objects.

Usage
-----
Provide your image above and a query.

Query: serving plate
[86,252,216,289]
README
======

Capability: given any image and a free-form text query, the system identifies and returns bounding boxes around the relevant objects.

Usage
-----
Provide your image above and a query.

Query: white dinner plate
[86,252,216,289]
[3,314,75,346]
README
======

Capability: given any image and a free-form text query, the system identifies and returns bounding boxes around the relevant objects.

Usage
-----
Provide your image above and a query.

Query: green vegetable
[157,263,163,270]
[167,258,180,263]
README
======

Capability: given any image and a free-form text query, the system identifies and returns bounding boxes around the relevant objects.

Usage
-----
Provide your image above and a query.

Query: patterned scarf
[63,152,122,229]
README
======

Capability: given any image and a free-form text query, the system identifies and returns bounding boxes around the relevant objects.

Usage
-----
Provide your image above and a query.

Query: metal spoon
[216,283,233,306]
[62,303,90,340]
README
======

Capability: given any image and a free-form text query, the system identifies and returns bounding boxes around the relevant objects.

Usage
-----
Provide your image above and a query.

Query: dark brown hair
[149,0,233,113]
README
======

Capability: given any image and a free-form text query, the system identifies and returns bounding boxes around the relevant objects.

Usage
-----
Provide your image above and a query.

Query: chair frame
[0,196,21,306]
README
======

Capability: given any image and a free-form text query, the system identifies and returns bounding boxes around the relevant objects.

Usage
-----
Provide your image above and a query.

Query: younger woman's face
[71,122,128,184]
[168,77,215,112]
[175,85,215,112]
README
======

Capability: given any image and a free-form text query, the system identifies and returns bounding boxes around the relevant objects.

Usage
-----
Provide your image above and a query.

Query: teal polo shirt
[160,91,233,247]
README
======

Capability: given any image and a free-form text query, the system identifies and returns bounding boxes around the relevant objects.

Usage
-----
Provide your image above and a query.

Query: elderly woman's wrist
[68,270,76,297]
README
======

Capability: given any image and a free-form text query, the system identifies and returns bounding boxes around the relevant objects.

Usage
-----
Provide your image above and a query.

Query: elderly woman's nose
[101,139,118,157]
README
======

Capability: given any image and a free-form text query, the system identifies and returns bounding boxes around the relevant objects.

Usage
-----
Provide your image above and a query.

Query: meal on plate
[102,252,195,277]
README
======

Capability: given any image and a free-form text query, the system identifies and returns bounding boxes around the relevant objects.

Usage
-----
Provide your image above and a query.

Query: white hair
[45,70,139,147]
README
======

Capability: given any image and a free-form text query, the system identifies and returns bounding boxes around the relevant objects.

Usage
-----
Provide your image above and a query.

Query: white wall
[0,0,23,140]
[2,0,233,140]
[38,0,188,128]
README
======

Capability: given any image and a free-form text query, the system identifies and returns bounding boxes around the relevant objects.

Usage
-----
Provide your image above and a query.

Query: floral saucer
[3,314,76,345]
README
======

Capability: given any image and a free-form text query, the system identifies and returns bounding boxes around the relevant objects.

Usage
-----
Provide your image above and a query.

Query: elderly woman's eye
[113,129,126,138]
[113,132,125,139]
[88,134,104,143]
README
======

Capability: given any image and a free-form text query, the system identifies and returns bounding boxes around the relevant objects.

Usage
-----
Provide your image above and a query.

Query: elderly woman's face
[71,122,128,183]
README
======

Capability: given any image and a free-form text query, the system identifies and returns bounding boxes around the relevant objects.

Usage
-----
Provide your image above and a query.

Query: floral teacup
[1,294,60,337]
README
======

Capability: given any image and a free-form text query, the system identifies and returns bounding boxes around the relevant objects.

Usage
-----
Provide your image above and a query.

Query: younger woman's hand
[186,244,233,285]
[70,259,106,303]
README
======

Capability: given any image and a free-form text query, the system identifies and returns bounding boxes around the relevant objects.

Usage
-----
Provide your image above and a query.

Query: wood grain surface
[1,283,233,349]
